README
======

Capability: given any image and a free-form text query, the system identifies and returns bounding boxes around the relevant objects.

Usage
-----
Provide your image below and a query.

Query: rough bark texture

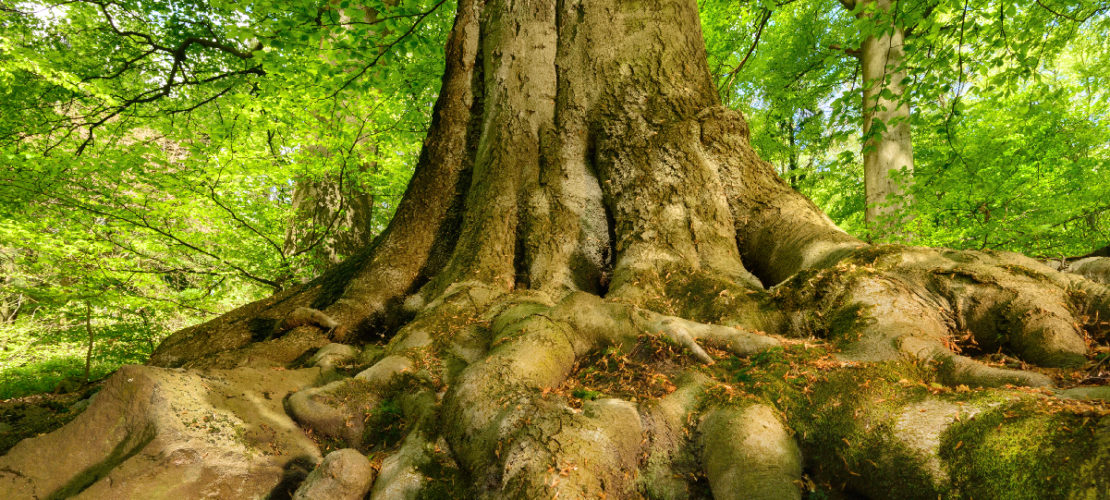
[2,0,1109,498]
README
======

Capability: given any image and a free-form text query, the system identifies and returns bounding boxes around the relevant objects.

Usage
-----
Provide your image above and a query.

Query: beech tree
[2,0,1110,498]
[846,0,915,239]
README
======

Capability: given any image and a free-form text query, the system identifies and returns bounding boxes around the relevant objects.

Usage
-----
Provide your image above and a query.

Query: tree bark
[857,0,915,240]
[283,164,377,273]
[1,0,1108,498]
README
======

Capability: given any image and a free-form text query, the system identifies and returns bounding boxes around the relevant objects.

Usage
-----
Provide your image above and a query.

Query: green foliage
[909,17,1110,255]
[0,316,158,398]
[0,0,454,395]
[702,0,1110,255]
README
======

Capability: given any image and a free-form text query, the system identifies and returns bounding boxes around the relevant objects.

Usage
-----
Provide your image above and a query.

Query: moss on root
[791,365,948,499]
[414,445,472,500]
[940,401,1109,499]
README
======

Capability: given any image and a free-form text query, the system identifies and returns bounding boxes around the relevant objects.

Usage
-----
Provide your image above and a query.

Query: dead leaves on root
[552,334,843,410]
[555,335,690,407]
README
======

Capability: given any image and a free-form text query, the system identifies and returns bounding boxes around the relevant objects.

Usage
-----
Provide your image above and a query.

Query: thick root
[780,246,1110,397]
[1057,256,1110,285]
[370,431,436,499]
[644,316,780,363]
[292,449,374,500]
[308,343,360,372]
[636,373,712,498]
[0,365,322,499]
[369,390,443,500]
[899,337,1053,388]
[6,280,1105,498]
[698,404,803,500]
[795,364,1110,498]
[286,353,416,444]
[440,291,784,497]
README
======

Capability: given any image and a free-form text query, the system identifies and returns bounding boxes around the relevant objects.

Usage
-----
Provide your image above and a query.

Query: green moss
[362,398,406,452]
[609,264,782,333]
[488,300,551,337]
[561,335,694,404]
[843,244,907,267]
[415,448,472,500]
[706,352,956,498]
[823,303,872,343]
[702,343,830,409]
[572,388,602,401]
[940,403,1108,499]
[790,365,948,499]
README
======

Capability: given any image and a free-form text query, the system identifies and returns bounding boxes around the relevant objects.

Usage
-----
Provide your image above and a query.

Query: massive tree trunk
[2,0,1108,498]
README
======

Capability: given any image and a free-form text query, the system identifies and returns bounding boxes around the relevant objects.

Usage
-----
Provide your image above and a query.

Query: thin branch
[717,8,773,97]
[1033,0,1108,23]
[202,182,288,262]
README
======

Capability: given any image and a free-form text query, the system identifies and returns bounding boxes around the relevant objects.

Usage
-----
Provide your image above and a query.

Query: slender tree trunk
[283,161,377,271]
[836,0,917,240]
[83,301,94,383]
[0,248,23,323]
[856,0,915,240]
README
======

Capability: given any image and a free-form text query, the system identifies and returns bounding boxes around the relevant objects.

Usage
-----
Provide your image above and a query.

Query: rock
[293,448,374,500]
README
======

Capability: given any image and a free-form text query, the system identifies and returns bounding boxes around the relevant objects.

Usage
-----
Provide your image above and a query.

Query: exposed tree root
[777,246,1110,391]
[3,276,1109,498]
[0,364,323,499]
[698,404,802,499]
[1053,256,1110,285]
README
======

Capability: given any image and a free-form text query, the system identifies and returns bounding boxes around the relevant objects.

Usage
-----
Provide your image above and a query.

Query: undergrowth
[0,319,169,399]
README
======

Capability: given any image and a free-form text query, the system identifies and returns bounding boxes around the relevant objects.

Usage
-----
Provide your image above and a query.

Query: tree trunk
[83,301,94,383]
[2,0,1108,498]
[856,0,915,241]
[283,164,377,273]
[282,2,385,277]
